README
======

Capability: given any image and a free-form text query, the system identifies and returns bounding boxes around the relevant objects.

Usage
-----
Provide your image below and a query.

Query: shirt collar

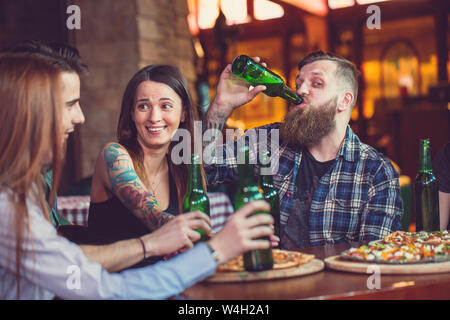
[336,125,361,163]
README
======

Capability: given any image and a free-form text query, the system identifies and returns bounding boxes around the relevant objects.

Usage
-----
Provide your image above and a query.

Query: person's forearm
[103,143,173,230]
[202,99,231,148]
[80,238,144,273]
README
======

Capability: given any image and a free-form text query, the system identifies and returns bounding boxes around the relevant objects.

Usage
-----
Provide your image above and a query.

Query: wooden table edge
[304,278,450,300]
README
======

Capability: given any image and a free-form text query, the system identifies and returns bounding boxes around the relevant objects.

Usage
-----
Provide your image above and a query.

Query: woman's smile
[145,125,167,135]
[133,80,185,149]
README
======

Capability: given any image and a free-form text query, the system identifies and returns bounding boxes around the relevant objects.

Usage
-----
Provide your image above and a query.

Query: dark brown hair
[7,40,88,75]
[117,65,206,212]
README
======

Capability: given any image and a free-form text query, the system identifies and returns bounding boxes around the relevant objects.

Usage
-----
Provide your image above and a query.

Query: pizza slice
[340,242,450,264]
[218,249,314,272]
[383,230,450,245]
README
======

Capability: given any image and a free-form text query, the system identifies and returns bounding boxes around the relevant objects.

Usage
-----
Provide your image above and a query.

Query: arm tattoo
[103,143,173,230]
[202,113,226,149]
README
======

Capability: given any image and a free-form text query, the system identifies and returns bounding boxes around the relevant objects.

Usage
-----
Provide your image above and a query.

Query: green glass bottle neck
[259,166,274,187]
[279,84,303,105]
[191,164,203,190]
[260,174,274,187]
[189,154,204,191]
[237,147,255,187]
[419,141,432,173]
[238,163,257,187]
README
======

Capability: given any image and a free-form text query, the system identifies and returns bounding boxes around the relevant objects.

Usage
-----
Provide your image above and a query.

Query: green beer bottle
[183,153,210,241]
[413,139,440,231]
[231,54,303,105]
[258,150,281,238]
[234,144,273,272]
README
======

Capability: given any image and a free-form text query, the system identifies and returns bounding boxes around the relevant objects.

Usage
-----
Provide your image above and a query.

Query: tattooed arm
[99,143,173,230]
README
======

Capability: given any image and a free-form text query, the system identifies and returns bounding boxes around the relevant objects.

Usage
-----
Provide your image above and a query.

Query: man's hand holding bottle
[207,200,279,265]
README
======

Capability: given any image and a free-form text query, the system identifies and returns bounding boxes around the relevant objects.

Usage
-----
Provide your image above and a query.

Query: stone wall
[71,0,196,178]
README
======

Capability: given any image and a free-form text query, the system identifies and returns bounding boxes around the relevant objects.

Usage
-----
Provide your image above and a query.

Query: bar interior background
[0,0,448,229]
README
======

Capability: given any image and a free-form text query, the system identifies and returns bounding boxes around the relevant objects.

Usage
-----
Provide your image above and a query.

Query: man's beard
[280,96,338,147]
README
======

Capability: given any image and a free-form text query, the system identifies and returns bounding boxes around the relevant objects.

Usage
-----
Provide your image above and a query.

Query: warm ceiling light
[198,0,219,29]
[356,0,389,4]
[187,0,199,36]
[281,0,328,16]
[193,38,205,58]
[254,0,284,20]
[221,0,250,24]
[328,0,355,9]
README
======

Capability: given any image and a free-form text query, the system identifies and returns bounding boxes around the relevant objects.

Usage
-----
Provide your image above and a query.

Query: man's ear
[337,90,354,113]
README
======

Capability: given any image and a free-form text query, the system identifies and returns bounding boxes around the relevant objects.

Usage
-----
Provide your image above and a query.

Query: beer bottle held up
[234,144,273,272]
[413,139,440,231]
[231,54,303,105]
[183,153,210,241]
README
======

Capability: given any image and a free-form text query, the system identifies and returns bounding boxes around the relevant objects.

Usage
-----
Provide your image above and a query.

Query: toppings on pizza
[383,230,450,245]
[218,249,314,272]
[340,231,450,264]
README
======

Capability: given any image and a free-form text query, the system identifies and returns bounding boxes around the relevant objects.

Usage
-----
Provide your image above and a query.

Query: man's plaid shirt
[204,123,403,246]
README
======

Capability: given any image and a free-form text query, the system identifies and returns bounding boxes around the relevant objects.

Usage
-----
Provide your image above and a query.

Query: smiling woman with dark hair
[88,65,210,246]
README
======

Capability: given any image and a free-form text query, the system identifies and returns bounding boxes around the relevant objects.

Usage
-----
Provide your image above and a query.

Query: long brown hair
[0,54,63,297]
[117,65,206,212]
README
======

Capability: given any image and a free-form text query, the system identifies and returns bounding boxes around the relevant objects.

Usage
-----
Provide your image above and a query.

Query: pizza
[218,249,314,272]
[383,230,450,245]
[340,231,450,264]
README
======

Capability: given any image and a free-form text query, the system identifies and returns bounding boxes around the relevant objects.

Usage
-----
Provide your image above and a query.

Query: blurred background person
[433,142,450,230]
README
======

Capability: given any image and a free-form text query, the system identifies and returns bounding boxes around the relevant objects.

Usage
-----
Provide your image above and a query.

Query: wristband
[206,243,220,266]
[137,237,146,260]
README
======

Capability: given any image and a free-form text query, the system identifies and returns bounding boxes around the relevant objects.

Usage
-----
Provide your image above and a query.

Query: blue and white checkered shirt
[205,123,403,246]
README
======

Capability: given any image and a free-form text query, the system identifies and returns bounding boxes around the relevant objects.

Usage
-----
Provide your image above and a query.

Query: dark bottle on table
[183,153,210,241]
[258,150,280,238]
[413,139,440,231]
[234,144,273,272]
[231,54,303,105]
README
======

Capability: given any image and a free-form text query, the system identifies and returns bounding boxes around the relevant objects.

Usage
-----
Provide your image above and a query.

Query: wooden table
[181,242,450,300]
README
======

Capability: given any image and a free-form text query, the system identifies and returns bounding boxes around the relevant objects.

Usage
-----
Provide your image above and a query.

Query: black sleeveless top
[88,168,179,243]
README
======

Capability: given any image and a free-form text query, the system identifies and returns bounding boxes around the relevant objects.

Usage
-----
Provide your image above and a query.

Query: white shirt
[0,191,216,299]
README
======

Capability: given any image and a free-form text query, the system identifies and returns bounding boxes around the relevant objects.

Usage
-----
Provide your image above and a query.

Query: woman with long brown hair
[0,54,63,299]
[88,65,208,244]
[0,54,274,299]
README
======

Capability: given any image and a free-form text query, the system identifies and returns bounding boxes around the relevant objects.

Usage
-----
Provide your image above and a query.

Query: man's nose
[74,104,85,125]
[296,82,309,96]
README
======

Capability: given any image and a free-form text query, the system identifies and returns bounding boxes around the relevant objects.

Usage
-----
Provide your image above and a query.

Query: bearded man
[202,51,403,249]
